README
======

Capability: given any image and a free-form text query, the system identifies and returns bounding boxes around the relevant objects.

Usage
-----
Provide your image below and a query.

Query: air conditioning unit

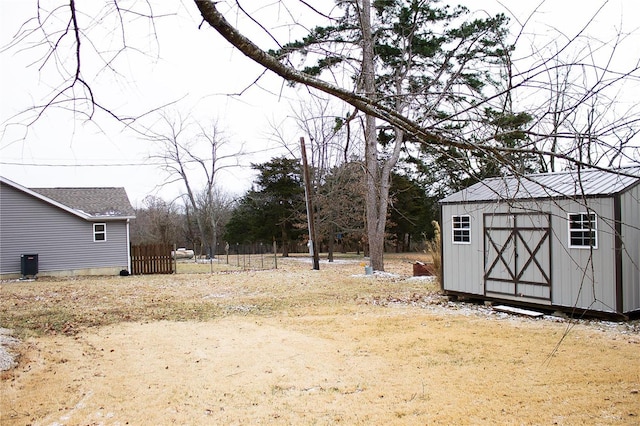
[21,254,38,278]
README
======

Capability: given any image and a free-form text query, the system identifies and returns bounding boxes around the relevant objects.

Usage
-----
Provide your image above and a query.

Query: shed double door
[483,213,552,301]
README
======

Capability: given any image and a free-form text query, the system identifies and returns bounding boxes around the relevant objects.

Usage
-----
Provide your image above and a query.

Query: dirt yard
[1,254,639,425]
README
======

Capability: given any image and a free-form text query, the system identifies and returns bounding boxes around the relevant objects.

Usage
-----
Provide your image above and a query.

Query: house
[0,176,136,278]
[439,167,640,318]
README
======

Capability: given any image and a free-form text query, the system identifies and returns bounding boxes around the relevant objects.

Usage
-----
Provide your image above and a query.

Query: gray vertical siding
[1,183,129,275]
[441,203,486,296]
[441,196,623,313]
[620,184,640,312]
[548,198,617,313]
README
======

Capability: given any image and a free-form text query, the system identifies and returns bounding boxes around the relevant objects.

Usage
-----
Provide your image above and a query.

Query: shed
[0,176,136,278]
[439,167,640,318]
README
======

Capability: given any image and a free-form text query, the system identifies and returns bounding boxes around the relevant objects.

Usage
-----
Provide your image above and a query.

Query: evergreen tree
[224,157,306,256]
[387,173,437,252]
[269,0,511,270]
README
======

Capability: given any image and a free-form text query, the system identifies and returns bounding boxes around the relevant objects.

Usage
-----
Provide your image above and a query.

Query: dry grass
[0,254,427,338]
[424,220,442,284]
[1,253,639,425]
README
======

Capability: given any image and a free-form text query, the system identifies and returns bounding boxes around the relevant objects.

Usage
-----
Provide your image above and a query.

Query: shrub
[424,221,442,286]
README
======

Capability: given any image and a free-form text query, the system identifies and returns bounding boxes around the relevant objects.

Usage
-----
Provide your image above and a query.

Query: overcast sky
[1,0,638,207]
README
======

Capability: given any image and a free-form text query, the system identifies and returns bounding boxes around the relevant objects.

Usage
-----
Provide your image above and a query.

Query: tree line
[130,155,437,259]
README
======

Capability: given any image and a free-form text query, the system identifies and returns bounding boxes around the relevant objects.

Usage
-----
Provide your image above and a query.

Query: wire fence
[174,242,278,274]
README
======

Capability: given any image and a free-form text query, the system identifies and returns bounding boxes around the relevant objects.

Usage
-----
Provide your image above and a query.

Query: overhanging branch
[193,0,634,176]
[194,0,452,148]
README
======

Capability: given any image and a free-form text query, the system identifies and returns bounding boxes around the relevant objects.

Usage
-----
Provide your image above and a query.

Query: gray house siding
[1,183,129,276]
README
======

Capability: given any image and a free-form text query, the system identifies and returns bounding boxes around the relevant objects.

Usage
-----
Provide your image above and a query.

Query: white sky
[1,0,638,207]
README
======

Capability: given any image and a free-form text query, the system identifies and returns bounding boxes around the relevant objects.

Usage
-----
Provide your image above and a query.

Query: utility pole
[300,137,320,270]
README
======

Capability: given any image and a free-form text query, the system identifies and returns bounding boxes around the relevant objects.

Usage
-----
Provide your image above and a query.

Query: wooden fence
[131,244,175,275]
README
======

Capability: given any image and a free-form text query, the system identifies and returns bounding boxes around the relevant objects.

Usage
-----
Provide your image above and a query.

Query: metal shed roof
[439,167,640,204]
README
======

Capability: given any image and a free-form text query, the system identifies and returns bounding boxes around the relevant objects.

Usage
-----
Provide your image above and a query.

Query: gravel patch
[364,290,640,337]
[0,328,19,371]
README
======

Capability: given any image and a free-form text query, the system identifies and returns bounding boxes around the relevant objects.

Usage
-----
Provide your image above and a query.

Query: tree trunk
[183,178,208,260]
[210,231,217,259]
[327,225,335,262]
[359,0,385,271]
[281,225,290,257]
[365,119,385,271]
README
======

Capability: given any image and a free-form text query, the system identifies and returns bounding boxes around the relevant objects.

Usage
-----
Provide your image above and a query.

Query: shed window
[568,213,597,249]
[452,215,471,244]
[93,223,106,242]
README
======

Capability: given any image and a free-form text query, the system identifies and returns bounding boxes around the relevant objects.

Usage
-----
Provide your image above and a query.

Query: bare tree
[291,96,361,182]
[5,1,638,164]
[269,95,363,260]
[316,161,368,258]
[195,185,235,258]
[143,111,241,257]
[509,23,640,172]
[130,195,183,246]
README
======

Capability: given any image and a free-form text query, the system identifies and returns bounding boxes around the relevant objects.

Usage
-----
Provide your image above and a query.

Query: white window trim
[567,212,597,249]
[452,215,471,245]
[93,223,107,242]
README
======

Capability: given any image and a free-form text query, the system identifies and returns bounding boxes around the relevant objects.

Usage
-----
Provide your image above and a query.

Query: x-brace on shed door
[484,213,552,302]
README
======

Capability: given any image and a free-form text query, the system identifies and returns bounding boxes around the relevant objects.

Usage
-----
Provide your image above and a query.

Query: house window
[568,213,597,248]
[93,223,106,242]
[452,215,471,244]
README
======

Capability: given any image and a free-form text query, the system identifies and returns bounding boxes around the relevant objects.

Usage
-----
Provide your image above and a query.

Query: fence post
[273,240,277,269]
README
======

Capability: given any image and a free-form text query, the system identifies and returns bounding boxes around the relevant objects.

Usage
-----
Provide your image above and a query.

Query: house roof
[439,167,640,204]
[30,187,136,219]
[0,176,135,220]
